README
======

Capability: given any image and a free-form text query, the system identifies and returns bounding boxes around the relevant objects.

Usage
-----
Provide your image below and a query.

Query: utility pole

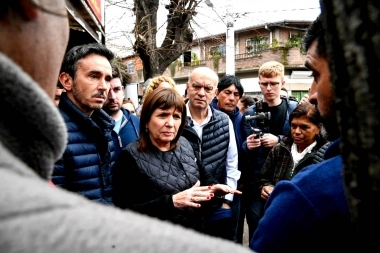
[205,0,235,75]
[225,12,235,75]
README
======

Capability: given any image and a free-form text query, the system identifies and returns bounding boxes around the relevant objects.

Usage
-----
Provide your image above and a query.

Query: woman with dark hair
[259,102,330,200]
[237,95,255,114]
[112,88,240,231]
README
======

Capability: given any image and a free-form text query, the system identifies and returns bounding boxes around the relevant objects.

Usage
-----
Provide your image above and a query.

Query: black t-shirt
[268,99,287,136]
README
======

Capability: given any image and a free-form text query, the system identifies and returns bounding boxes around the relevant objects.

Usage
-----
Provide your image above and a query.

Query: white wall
[176,84,187,97]
[240,77,260,93]
[124,83,139,107]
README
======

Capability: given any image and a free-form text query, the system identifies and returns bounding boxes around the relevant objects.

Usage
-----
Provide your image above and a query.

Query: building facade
[123,20,314,102]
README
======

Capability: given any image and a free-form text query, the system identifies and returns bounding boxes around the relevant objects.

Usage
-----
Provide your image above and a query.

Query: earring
[146,128,148,132]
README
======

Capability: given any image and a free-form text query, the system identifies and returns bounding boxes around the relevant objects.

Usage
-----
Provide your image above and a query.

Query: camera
[250,127,263,139]
[245,101,271,136]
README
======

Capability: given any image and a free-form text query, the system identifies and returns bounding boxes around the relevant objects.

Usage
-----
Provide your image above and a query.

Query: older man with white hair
[182,67,240,241]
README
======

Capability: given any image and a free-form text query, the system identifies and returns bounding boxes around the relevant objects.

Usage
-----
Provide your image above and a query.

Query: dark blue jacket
[53,93,117,205]
[210,97,246,185]
[210,97,244,154]
[112,107,140,158]
[250,139,355,253]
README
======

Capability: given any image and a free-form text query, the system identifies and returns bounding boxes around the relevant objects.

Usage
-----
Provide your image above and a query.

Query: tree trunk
[133,0,199,81]
[320,0,380,250]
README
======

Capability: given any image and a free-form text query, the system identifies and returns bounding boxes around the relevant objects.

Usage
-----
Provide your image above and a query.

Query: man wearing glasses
[182,67,240,241]
[239,61,298,242]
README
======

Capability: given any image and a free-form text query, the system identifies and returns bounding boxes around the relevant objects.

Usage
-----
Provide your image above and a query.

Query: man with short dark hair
[210,74,246,242]
[53,43,117,205]
[55,82,65,106]
[103,62,140,158]
[250,14,355,252]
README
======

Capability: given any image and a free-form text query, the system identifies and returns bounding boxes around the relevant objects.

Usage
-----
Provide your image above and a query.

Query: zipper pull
[118,135,122,148]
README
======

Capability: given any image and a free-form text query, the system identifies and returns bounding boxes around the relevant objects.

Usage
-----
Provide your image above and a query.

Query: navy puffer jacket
[112,107,140,158]
[53,93,117,205]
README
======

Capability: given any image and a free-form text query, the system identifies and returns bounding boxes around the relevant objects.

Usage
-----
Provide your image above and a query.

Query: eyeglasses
[191,83,214,93]
[259,82,280,88]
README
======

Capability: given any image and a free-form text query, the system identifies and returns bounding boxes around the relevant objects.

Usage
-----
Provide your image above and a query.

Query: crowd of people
[48,44,335,247]
[0,1,367,252]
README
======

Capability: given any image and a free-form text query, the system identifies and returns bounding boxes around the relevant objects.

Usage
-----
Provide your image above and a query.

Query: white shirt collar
[291,140,317,168]
[186,103,213,138]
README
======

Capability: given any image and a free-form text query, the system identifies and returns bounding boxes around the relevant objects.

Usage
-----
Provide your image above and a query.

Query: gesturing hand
[172,180,214,209]
[209,184,242,197]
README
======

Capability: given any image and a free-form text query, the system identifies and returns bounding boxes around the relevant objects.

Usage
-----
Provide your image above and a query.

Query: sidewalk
[243,218,249,247]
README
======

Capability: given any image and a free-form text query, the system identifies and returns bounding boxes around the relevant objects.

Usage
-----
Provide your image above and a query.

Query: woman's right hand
[172,180,214,209]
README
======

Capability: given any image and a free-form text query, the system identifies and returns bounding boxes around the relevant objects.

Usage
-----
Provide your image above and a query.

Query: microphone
[245,112,270,121]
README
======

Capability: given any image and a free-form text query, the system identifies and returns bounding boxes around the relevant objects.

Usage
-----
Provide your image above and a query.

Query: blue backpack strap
[130,115,140,137]
[286,98,299,119]
[279,99,299,140]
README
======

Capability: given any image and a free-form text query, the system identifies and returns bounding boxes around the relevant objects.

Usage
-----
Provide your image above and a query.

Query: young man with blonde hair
[237,61,298,241]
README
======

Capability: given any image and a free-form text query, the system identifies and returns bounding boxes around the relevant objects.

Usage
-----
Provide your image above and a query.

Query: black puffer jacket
[182,107,230,184]
[113,136,220,229]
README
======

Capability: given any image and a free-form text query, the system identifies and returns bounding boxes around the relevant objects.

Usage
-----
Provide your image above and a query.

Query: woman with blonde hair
[137,76,177,116]
[144,76,176,97]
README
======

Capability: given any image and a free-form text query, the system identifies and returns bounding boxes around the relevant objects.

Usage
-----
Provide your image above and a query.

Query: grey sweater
[0,53,253,253]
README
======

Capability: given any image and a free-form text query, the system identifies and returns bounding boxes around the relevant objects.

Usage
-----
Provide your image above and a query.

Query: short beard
[103,105,119,116]
[321,115,340,141]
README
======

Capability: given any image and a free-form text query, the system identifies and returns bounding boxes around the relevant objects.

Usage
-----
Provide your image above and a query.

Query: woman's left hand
[209,184,242,197]
[260,185,274,200]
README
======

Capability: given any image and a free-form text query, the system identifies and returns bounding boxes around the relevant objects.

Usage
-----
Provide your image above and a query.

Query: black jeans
[231,194,241,243]
[236,193,266,244]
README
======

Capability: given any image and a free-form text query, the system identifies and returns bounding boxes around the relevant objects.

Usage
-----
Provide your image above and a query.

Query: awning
[66,0,105,44]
